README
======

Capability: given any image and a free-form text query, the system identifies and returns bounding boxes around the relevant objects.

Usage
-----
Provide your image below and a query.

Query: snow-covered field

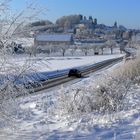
[1,51,140,140]
[12,53,124,72]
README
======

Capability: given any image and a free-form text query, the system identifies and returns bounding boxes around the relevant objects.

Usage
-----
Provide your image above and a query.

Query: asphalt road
[33,56,123,93]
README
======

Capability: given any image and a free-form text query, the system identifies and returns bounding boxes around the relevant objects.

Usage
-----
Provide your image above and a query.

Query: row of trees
[36,40,119,56]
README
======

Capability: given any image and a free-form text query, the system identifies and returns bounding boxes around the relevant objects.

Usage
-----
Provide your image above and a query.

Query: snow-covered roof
[35,34,73,42]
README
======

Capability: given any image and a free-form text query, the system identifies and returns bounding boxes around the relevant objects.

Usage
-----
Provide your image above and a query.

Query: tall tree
[105,40,117,54]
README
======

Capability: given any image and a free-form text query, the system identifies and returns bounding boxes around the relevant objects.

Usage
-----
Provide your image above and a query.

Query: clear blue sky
[10,0,140,29]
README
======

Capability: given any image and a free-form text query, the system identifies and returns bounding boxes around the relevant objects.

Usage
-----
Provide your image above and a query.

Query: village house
[34,34,74,47]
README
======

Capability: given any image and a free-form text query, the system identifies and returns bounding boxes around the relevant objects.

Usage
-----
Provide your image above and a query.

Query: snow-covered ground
[11,53,124,72]
[0,62,140,140]
[1,52,140,140]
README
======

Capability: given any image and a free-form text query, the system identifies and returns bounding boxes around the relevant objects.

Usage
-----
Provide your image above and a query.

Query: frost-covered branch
[0,0,46,126]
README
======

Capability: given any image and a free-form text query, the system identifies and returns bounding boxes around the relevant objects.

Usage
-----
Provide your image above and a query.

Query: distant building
[34,34,74,46]
[132,33,140,42]
[122,31,133,40]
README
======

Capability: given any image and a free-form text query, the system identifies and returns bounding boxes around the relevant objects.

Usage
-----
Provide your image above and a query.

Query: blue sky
[10,0,140,29]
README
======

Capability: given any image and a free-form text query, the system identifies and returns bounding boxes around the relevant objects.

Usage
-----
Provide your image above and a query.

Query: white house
[34,34,74,47]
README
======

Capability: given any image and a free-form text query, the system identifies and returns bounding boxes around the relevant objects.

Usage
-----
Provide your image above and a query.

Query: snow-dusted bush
[115,58,140,84]
[0,49,36,125]
[54,87,96,116]
[93,75,131,112]
[52,75,131,119]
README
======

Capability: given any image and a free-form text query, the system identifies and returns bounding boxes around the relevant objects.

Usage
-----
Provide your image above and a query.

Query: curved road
[32,56,124,92]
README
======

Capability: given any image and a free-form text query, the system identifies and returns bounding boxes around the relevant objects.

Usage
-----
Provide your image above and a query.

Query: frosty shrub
[0,48,36,125]
[56,87,95,115]
[93,74,131,112]
[116,57,140,84]
[94,53,140,112]
[53,75,131,118]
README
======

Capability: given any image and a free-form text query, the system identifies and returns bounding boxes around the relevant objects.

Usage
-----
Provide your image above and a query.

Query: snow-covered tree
[0,0,46,125]
[105,40,117,54]
[99,44,106,55]
[80,44,90,56]
[69,45,77,56]
[90,45,99,55]
[60,45,69,56]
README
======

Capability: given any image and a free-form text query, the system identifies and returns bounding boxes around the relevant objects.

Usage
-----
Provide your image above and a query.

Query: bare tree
[100,44,106,55]
[60,45,69,56]
[0,0,46,125]
[80,44,90,56]
[90,45,99,55]
[0,0,46,48]
[127,36,140,49]
[70,45,77,56]
[105,40,117,54]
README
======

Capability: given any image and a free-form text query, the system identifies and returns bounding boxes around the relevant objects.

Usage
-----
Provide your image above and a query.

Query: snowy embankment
[1,53,140,140]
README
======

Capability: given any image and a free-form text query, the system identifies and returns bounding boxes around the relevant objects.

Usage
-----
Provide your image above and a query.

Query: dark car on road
[68,69,82,78]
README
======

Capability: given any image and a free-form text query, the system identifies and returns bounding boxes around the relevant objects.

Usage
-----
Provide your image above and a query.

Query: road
[32,56,123,93]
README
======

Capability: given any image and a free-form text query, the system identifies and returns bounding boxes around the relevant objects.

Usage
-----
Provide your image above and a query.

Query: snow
[1,51,140,140]
[6,92,140,140]
[11,53,124,72]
